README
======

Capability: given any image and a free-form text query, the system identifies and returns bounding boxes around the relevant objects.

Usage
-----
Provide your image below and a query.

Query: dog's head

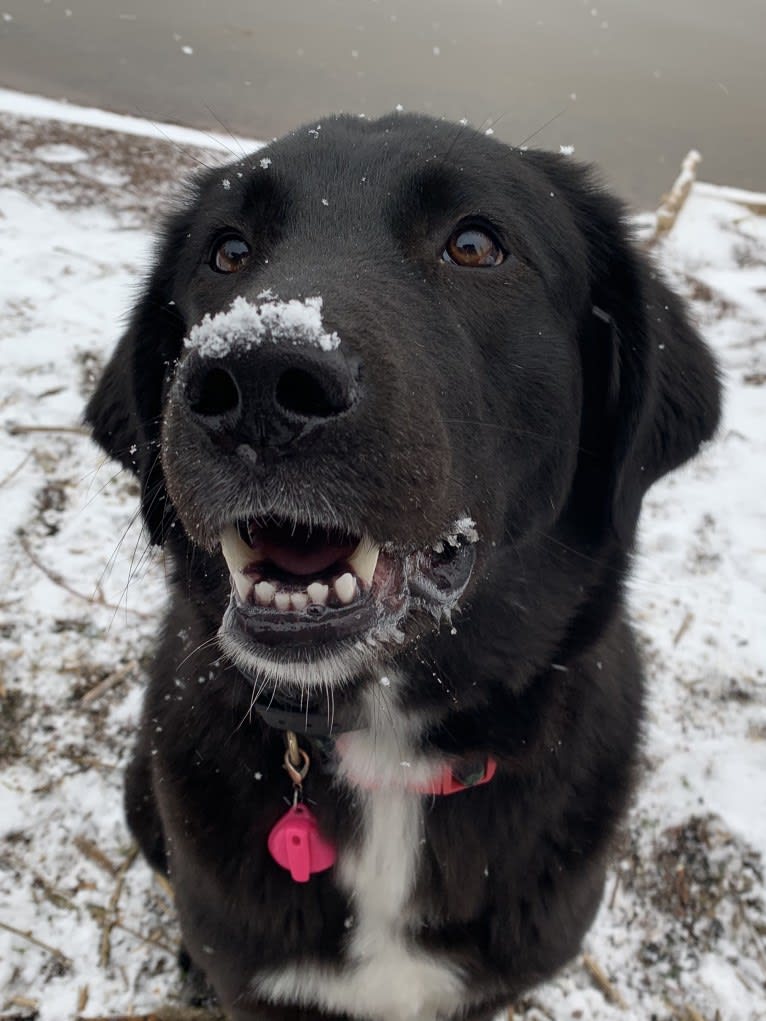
[87,114,720,693]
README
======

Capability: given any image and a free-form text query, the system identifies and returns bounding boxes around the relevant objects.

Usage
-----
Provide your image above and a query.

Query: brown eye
[211,235,252,273]
[443,226,504,267]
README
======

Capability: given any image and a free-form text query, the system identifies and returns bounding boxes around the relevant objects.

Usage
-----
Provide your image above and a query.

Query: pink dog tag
[267,804,336,883]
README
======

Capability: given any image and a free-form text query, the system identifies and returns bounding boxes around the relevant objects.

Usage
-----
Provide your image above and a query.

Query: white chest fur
[253,702,467,1021]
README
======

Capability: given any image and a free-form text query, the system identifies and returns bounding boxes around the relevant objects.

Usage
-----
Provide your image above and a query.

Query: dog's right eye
[210,235,252,274]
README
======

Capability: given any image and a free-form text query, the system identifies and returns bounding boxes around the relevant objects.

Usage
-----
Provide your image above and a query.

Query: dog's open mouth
[218,515,478,651]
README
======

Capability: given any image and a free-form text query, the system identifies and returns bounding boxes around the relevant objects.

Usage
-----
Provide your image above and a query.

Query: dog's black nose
[184,346,359,448]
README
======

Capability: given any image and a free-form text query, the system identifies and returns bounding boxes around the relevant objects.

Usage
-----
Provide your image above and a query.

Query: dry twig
[110,918,176,956]
[79,1010,226,1021]
[80,660,139,705]
[673,610,695,647]
[74,835,119,876]
[99,846,138,968]
[18,531,151,619]
[582,952,627,1009]
[6,423,89,436]
[0,918,72,967]
[0,451,33,490]
[645,149,702,246]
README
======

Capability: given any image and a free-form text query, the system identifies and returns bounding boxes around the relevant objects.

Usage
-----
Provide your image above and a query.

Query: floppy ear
[605,265,722,541]
[529,153,722,545]
[85,224,187,545]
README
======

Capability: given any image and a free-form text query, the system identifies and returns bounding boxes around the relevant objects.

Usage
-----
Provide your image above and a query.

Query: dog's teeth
[220,525,255,576]
[334,572,356,605]
[275,591,291,612]
[233,574,253,603]
[254,581,276,606]
[307,582,329,605]
[347,538,380,587]
[219,527,257,602]
[291,591,309,611]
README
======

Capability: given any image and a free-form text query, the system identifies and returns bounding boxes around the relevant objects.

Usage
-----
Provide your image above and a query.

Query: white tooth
[220,526,257,603]
[307,582,329,605]
[220,524,255,573]
[232,573,252,603]
[254,581,276,606]
[348,538,380,587]
[334,572,356,605]
[275,591,291,612]
[291,591,309,611]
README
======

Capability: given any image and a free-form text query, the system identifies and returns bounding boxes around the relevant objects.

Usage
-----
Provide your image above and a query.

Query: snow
[0,86,260,153]
[186,295,342,358]
[0,91,764,1020]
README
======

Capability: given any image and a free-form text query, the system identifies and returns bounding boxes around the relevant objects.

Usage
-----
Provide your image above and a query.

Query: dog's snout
[188,365,241,422]
[274,363,355,420]
[184,346,358,447]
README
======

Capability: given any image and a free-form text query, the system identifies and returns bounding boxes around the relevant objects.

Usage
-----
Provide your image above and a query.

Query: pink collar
[412,757,497,796]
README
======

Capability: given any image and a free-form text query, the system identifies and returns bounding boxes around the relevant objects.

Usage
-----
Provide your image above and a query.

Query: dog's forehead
[221,114,525,219]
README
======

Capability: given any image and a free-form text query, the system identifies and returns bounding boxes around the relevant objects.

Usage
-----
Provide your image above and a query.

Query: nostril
[275,367,351,420]
[188,366,241,419]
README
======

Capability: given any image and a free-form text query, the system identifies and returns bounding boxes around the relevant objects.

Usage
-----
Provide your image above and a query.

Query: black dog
[87,114,721,1021]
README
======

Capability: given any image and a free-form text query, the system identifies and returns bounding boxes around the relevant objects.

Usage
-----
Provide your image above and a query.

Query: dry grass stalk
[74,835,119,876]
[683,1008,707,1021]
[582,952,627,1009]
[18,531,151,619]
[673,610,695,646]
[111,918,176,956]
[6,423,89,436]
[0,918,72,966]
[79,1010,227,1021]
[6,995,38,1010]
[0,451,33,490]
[99,846,138,968]
[646,149,702,245]
[80,660,139,705]
[78,986,90,1013]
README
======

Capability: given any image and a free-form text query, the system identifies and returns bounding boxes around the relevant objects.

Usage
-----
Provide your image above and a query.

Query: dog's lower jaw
[218,620,393,692]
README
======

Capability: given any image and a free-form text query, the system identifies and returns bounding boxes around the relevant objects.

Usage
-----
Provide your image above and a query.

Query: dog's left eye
[442,226,505,268]
[210,234,252,274]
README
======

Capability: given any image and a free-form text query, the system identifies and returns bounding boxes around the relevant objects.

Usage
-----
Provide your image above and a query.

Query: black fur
[86,114,721,1020]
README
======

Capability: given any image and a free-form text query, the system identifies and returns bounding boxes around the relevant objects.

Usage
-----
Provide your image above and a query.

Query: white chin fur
[218,629,380,690]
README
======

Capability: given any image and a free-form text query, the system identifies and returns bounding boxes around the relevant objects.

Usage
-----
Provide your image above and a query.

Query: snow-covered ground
[0,91,764,1021]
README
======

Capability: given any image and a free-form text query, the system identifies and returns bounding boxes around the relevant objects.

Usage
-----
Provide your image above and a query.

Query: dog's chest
[253,725,467,1021]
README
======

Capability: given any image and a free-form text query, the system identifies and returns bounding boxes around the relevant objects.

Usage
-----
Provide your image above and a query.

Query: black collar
[244,674,356,736]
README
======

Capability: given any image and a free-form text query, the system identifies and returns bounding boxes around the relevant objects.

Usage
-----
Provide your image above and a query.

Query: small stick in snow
[18,531,152,620]
[74,835,119,876]
[78,1010,227,1020]
[80,660,139,705]
[608,868,621,909]
[110,918,177,956]
[99,846,139,968]
[0,451,33,490]
[0,918,72,967]
[582,953,627,1009]
[6,422,89,436]
[673,610,695,646]
[7,994,39,1010]
[645,149,702,246]
[78,986,90,1013]
[683,1008,707,1021]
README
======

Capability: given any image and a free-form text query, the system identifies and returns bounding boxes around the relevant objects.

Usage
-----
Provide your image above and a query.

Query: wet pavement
[0,0,764,208]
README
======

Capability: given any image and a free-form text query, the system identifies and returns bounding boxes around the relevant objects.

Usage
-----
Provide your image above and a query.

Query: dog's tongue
[253,522,357,577]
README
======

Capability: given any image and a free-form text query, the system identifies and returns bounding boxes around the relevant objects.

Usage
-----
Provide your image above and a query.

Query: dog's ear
[85,222,187,545]
[527,152,721,544]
